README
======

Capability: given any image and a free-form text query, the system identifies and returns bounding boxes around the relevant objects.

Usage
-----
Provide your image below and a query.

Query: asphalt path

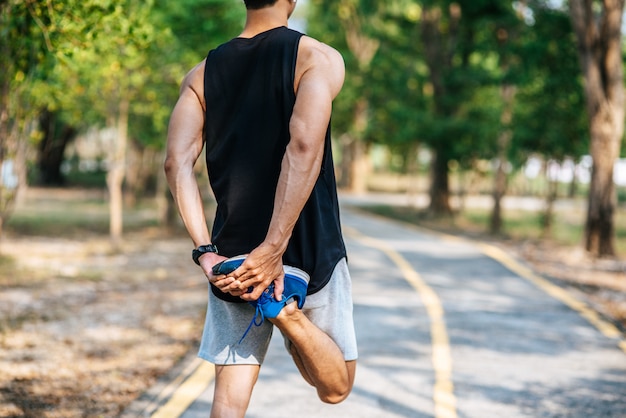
[124,207,626,418]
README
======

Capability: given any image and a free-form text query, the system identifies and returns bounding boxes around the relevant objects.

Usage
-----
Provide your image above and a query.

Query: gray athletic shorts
[198,258,358,365]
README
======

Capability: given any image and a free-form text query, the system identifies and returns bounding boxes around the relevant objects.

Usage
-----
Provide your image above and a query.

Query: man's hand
[198,253,245,296]
[221,243,286,302]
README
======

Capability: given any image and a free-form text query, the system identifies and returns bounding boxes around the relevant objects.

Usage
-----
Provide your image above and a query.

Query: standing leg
[211,364,260,418]
[200,290,273,418]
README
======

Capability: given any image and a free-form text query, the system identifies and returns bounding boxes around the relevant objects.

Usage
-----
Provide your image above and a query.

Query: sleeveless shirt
[203,26,347,303]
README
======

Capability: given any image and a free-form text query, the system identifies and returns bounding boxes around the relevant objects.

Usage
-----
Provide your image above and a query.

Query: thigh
[292,258,359,361]
[198,285,274,365]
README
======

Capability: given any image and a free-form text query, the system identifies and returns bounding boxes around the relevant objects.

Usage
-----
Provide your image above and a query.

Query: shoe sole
[212,254,247,275]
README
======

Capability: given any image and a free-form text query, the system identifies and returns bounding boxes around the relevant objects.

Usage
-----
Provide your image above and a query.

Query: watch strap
[192,244,218,265]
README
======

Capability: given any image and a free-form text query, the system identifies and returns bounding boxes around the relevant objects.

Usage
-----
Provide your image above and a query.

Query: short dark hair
[244,0,278,10]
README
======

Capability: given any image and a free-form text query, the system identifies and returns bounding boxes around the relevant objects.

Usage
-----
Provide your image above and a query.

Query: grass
[0,254,17,281]
[5,187,626,255]
[5,191,167,238]
[360,203,626,256]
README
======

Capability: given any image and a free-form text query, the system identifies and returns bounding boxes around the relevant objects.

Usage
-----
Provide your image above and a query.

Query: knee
[318,384,353,404]
[318,360,356,404]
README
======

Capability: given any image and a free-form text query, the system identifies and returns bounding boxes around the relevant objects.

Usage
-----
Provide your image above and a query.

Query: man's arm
[164,63,233,291]
[229,38,346,302]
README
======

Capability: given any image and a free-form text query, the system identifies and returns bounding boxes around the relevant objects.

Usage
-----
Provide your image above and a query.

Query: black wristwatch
[192,244,218,265]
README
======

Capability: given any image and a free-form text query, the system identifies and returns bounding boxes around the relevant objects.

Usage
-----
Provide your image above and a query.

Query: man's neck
[239,8,289,38]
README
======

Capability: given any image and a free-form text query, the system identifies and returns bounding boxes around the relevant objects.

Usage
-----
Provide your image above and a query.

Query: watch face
[199,244,217,253]
[192,245,218,265]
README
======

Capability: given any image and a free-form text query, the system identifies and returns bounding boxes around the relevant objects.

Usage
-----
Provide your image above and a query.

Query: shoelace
[238,288,274,344]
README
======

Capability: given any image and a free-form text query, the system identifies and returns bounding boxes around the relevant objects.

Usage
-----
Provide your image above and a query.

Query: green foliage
[0,1,57,127]
[0,0,597,190]
[512,5,588,164]
[139,0,244,148]
[1,0,244,152]
[307,0,588,176]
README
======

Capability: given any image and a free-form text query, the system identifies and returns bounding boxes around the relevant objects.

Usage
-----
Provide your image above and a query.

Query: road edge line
[346,227,458,418]
[346,207,626,355]
[151,360,215,418]
[478,242,626,354]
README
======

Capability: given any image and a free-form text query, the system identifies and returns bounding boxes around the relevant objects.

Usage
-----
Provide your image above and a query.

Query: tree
[569,0,625,256]
[513,4,588,237]
[0,0,58,238]
[37,110,76,185]
[486,2,527,234]
[146,0,244,225]
[308,0,383,192]
[54,0,157,246]
[419,1,518,215]
[419,1,462,214]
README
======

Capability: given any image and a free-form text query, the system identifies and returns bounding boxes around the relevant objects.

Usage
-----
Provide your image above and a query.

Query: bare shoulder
[296,36,345,96]
[298,36,344,68]
[179,61,206,108]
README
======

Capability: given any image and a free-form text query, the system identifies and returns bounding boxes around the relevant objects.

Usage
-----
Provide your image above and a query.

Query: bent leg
[211,364,260,418]
[275,305,356,403]
[272,259,358,404]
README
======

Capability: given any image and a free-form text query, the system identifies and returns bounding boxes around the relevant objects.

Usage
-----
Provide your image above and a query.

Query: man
[164,0,357,416]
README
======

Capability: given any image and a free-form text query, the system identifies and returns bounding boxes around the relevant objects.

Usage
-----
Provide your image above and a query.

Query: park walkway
[123,207,626,418]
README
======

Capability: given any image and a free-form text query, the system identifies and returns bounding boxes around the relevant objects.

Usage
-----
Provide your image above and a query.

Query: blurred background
[1,0,626,255]
[1,0,626,256]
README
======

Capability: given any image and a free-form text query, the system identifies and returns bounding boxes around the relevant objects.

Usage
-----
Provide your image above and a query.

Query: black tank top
[203,26,346,303]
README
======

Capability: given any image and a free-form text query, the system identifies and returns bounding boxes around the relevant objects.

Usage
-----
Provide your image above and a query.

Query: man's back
[202,27,347,301]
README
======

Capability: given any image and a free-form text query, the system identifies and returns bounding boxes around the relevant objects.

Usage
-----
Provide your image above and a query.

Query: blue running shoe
[241,266,309,343]
[250,265,309,317]
[211,255,310,343]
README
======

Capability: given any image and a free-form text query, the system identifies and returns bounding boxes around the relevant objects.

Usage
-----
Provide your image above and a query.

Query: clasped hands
[198,243,285,302]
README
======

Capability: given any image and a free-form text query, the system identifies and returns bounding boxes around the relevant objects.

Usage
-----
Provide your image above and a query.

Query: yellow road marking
[151,360,215,418]
[479,243,626,354]
[351,208,625,355]
[345,227,458,418]
[140,357,204,414]
[148,213,624,418]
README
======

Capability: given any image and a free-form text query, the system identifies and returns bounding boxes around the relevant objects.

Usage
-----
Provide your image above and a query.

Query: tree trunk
[0,88,25,243]
[337,133,352,190]
[0,11,11,242]
[338,9,379,194]
[348,98,370,193]
[406,142,421,208]
[348,139,368,194]
[0,1,25,243]
[568,166,578,198]
[429,145,452,214]
[585,128,619,255]
[569,0,625,257]
[107,97,129,248]
[124,141,142,208]
[421,3,462,216]
[542,177,558,239]
[37,110,76,186]
[542,159,559,239]
[490,84,516,235]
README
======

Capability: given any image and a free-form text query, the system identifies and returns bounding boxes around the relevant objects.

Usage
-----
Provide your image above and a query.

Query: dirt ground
[0,188,624,417]
[0,189,208,417]
[513,241,626,331]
